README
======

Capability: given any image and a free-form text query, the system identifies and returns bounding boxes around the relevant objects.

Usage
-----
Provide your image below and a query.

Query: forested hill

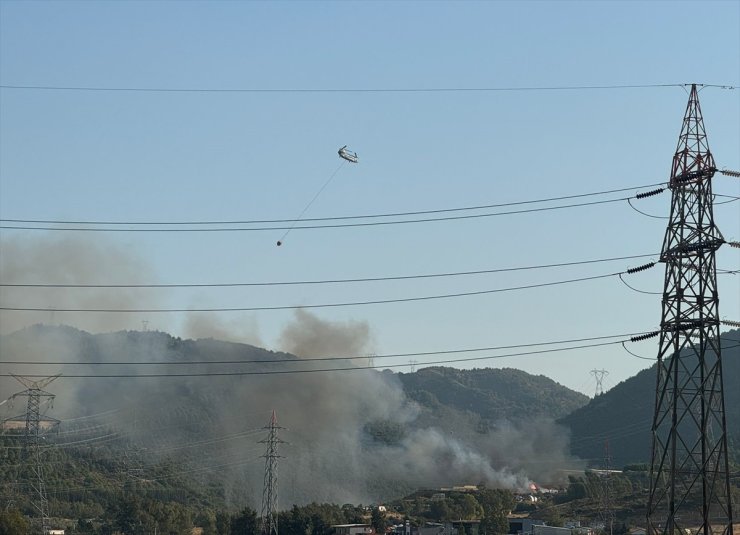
[1,324,589,514]
[398,366,588,421]
[559,329,740,467]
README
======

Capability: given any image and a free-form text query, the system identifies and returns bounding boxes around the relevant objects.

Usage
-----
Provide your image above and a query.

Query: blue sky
[0,0,738,395]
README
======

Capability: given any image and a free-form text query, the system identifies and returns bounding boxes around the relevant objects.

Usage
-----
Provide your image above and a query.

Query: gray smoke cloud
[0,318,580,509]
[278,308,371,359]
[0,238,582,508]
[183,312,263,347]
[0,235,157,335]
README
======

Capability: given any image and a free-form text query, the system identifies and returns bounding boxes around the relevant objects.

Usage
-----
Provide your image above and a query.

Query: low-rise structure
[332,524,375,535]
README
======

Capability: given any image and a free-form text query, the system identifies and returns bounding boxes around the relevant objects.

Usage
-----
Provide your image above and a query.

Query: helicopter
[338,145,358,163]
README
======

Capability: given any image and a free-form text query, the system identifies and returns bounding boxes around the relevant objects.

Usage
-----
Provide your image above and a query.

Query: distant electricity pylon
[647,84,734,535]
[590,369,609,396]
[260,410,285,535]
[2,375,60,534]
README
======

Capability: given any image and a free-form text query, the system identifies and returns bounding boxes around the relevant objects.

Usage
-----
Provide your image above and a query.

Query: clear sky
[0,0,738,396]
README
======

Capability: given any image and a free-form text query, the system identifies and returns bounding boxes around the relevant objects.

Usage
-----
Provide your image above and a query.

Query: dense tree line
[0,490,516,535]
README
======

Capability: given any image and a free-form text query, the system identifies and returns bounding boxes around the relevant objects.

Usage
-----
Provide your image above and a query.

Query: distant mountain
[558,329,740,467]
[1,323,591,513]
[399,366,588,421]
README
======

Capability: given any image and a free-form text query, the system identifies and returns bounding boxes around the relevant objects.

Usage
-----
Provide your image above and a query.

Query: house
[509,518,545,535]
[332,524,375,535]
[532,526,573,535]
[390,522,457,535]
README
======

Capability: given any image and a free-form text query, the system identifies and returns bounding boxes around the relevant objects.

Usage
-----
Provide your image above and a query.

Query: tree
[0,509,29,535]
[106,494,155,535]
[215,512,231,535]
[477,489,514,535]
[539,506,564,527]
[429,499,451,522]
[447,494,483,521]
[565,476,587,501]
[230,507,259,535]
[195,509,218,535]
[148,501,192,534]
[371,508,386,533]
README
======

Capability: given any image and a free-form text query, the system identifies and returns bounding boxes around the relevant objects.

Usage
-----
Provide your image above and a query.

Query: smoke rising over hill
[0,235,155,335]
[1,321,584,507]
[1,236,584,507]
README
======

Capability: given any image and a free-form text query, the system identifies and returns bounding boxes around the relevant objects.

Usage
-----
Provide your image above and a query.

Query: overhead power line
[0,182,662,226]
[0,197,637,232]
[0,338,630,378]
[0,331,645,366]
[1,179,734,233]
[4,83,732,94]
[0,270,623,313]
[0,252,656,289]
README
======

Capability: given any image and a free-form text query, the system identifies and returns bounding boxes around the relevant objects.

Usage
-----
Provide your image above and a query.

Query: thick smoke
[0,319,581,508]
[183,312,263,347]
[0,235,156,335]
[278,308,371,359]
[0,238,582,507]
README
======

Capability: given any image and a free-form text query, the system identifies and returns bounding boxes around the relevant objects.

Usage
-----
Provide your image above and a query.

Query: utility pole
[3,375,60,534]
[260,410,285,535]
[590,369,609,397]
[647,84,734,535]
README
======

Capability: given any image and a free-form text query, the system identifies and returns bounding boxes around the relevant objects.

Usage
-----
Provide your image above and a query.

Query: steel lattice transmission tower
[260,410,285,535]
[647,84,734,535]
[590,369,609,396]
[5,375,60,534]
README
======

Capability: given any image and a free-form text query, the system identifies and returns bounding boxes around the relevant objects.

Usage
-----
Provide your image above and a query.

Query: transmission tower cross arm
[11,373,61,390]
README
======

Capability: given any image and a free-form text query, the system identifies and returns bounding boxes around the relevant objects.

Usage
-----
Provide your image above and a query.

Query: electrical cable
[0,252,656,289]
[0,83,705,93]
[148,428,265,453]
[0,182,662,226]
[0,338,630,378]
[627,198,667,219]
[621,342,657,360]
[714,196,740,206]
[5,183,734,234]
[0,330,646,366]
[0,197,635,232]
[0,270,622,313]
[621,338,740,361]
[618,273,662,295]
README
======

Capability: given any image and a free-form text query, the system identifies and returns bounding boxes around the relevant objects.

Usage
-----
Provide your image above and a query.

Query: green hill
[558,329,740,467]
[1,324,590,513]
[400,366,587,420]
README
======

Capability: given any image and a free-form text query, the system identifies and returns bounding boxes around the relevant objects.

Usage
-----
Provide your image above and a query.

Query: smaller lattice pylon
[259,410,286,535]
[590,369,609,396]
[3,375,60,534]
